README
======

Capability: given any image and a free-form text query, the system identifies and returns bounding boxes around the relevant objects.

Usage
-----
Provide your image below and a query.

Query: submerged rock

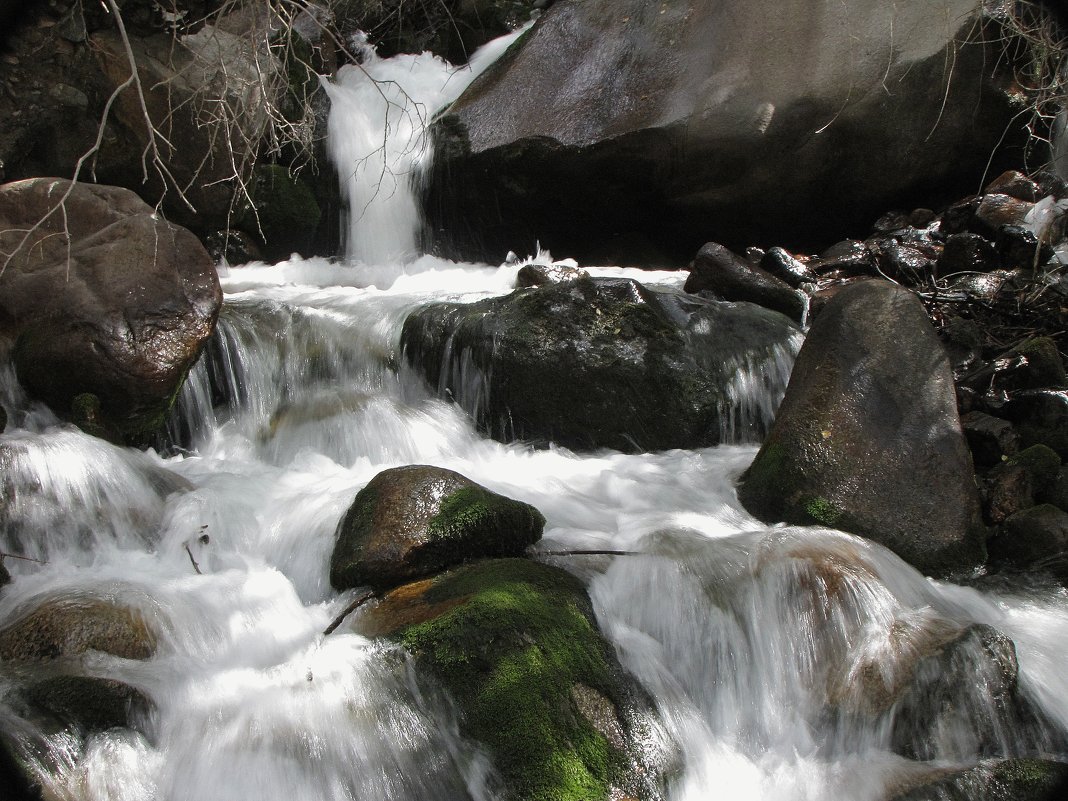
[738,280,985,576]
[16,676,152,735]
[402,275,800,452]
[0,178,221,439]
[887,758,1068,801]
[330,465,545,592]
[357,558,670,801]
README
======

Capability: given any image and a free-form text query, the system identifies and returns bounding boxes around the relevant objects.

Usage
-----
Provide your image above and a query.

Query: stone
[737,280,985,576]
[330,465,545,592]
[401,275,800,452]
[758,247,812,289]
[18,676,152,734]
[811,239,876,278]
[1002,390,1068,457]
[961,411,1019,469]
[234,164,321,261]
[988,504,1068,579]
[937,232,999,276]
[984,464,1034,526]
[0,178,221,438]
[0,597,157,662]
[516,262,589,287]
[974,193,1033,233]
[685,242,805,322]
[887,759,1068,801]
[996,224,1054,270]
[425,0,1024,263]
[985,170,1042,202]
[357,558,669,801]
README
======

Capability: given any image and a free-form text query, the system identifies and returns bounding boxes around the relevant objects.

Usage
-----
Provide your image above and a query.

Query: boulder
[0,178,221,438]
[759,247,812,289]
[234,164,322,261]
[0,596,157,662]
[17,676,152,735]
[1002,390,1068,457]
[961,411,1019,469]
[684,242,805,323]
[330,465,545,592]
[401,275,801,452]
[737,280,985,576]
[357,558,669,801]
[426,0,1023,263]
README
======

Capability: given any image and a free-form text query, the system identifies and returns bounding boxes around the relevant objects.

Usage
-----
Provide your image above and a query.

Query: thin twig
[323,590,375,636]
[184,543,203,574]
[536,549,641,557]
[0,550,48,564]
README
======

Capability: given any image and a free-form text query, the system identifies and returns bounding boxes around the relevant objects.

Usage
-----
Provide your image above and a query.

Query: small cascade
[324,27,530,273]
[718,333,803,444]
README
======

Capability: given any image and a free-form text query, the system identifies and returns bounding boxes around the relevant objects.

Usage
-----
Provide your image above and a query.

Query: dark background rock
[738,280,985,576]
[0,178,221,438]
[425,0,1027,265]
[684,242,806,323]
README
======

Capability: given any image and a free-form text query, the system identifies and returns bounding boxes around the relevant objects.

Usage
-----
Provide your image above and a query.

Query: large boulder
[356,558,670,801]
[0,596,157,662]
[737,280,985,576]
[426,0,1025,263]
[330,465,545,592]
[402,275,800,452]
[887,759,1068,801]
[0,178,222,438]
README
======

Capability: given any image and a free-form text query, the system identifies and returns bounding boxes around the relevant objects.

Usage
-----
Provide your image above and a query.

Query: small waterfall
[324,27,530,273]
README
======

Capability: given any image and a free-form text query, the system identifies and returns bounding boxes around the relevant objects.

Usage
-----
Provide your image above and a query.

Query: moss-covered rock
[331,465,545,592]
[0,597,157,662]
[738,280,985,577]
[357,558,666,801]
[887,758,1068,801]
[402,275,799,452]
[1007,444,1062,494]
[235,164,321,261]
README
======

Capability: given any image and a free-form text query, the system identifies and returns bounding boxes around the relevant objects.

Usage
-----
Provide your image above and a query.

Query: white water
[3,26,1068,801]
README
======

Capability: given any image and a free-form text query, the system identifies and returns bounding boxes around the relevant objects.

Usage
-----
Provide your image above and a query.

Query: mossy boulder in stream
[356,558,669,801]
[738,280,985,577]
[888,758,1068,801]
[330,465,545,592]
[402,275,800,452]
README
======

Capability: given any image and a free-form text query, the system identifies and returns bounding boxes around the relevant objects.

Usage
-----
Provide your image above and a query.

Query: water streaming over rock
[3,25,1068,801]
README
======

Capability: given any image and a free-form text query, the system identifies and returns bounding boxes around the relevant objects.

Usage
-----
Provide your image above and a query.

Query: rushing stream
[3,25,1068,801]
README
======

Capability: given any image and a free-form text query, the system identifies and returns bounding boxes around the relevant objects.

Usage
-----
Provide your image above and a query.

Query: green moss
[330,485,379,591]
[427,485,545,543]
[803,496,842,527]
[236,164,321,258]
[395,559,625,801]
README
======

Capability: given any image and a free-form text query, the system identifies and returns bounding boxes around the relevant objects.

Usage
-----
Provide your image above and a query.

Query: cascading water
[3,23,1068,801]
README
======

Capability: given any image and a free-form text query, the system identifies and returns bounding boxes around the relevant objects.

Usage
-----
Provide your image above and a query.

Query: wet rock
[961,411,1018,469]
[1001,390,1068,457]
[204,229,263,265]
[939,196,981,236]
[872,240,934,283]
[988,504,1068,579]
[738,280,985,576]
[986,170,1042,202]
[401,275,800,452]
[684,242,805,322]
[516,262,589,288]
[890,624,1046,761]
[17,676,152,734]
[940,316,984,375]
[1039,468,1068,512]
[0,178,221,439]
[234,164,322,261]
[887,759,1068,801]
[811,239,876,278]
[974,193,1033,234]
[997,224,1053,270]
[0,728,40,801]
[0,596,157,662]
[997,338,1067,393]
[1007,444,1062,495]
[984,463,1034,526]
[330,465,545,593]
[759,247,812,289]
[909,208,937,228]
[358,558,670,801]
[937,232,999,276]
[426,0,1024,263]
[0,560,10,589]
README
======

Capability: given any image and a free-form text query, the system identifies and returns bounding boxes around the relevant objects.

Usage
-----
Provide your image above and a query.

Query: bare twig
[0,550,48,565]
[323,589,375,635]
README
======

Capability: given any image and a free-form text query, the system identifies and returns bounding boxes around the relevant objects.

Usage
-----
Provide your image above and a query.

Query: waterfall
[3,23,1068,801]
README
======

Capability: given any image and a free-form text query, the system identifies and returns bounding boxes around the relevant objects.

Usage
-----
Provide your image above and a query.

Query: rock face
[402,275,800,452]
[426,0,1023,263]
[737,280,985,576]
[330,465,545,592]
[0,178,222,438]
[357,558,669,801]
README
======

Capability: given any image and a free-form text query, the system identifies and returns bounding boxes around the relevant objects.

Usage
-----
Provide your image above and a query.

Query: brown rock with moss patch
[355,558,669,801]
[737,280,984,576]
[330,465,545,593]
